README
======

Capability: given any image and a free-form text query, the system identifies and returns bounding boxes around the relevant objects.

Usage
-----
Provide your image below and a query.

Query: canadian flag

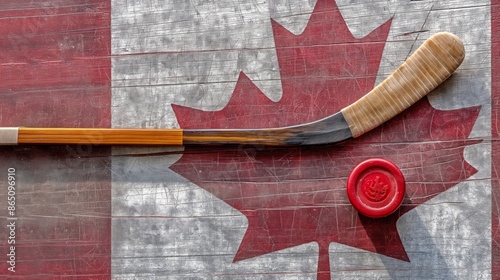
[0,0,494,279]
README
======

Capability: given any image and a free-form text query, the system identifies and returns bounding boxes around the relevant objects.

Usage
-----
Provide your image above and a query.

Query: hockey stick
[0,32,464,146]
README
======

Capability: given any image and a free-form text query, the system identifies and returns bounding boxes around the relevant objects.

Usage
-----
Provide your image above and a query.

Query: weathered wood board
[0,0,496,279]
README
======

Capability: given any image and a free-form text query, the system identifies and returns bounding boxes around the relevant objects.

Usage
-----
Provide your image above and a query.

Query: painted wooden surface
[0,0,495,279]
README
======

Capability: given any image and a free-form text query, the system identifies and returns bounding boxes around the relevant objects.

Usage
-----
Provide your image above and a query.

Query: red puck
[347,158,405,218]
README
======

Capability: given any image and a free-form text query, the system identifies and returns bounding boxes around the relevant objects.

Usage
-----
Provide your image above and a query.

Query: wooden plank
[0,0,112,278]
[0,0,493,279]
[112,0,491,279]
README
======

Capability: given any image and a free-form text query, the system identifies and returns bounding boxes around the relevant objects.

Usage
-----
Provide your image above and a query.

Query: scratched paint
[111,0,491,279]
[0,1,112,278]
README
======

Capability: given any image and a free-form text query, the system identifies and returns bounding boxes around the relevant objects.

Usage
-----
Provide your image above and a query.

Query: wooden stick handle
[340,32,465,137]
[15,127,183,145]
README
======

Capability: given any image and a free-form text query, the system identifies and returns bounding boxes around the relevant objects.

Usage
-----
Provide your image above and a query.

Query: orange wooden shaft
[17,127,184,145]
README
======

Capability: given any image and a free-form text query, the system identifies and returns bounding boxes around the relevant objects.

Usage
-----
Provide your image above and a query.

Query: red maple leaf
[170,0,480,279]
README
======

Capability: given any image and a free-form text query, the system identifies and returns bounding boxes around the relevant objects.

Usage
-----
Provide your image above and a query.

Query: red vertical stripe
[493,2,500,279]
[0,1,111,278]
[0,0,111,127]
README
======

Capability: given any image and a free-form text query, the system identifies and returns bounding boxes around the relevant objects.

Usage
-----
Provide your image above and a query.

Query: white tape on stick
[0,127,19,145]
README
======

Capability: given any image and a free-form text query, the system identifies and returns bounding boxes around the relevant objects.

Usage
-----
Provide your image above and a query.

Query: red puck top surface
[347,158,405,218]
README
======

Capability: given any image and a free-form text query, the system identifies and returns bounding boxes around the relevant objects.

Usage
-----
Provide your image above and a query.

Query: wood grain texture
[183,112,351,145]
[0,1,490,279]
[109,1,490,279]
[341,32,465,137]
[0,1,112,278]
[10,112,350,145]
[18,127,183,145]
